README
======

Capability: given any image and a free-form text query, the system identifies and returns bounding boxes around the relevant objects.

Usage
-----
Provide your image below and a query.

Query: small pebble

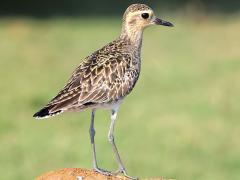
[77,176,83,180]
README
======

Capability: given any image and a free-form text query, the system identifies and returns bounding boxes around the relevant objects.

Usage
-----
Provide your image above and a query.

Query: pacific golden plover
[34,4,173,179]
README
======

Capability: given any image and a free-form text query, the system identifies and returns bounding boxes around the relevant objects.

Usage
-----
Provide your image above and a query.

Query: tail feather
[33,106,62,119]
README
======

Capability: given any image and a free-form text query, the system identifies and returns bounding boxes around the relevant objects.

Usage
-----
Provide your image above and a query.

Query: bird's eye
[141,13,149,19]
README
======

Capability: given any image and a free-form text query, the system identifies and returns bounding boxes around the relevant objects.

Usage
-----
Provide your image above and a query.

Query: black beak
[154,18,174,27]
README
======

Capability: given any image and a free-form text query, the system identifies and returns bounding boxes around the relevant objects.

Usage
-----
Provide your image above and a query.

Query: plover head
[121,4,174,41]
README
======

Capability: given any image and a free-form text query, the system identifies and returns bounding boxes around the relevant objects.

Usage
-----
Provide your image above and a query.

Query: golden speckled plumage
[126,4,151,13]
[45,38,140,114]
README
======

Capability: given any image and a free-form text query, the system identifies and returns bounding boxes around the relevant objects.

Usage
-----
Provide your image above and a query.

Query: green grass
[0,15,240,180]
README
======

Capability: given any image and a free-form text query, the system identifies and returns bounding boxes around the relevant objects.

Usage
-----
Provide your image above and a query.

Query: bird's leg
[89,109,112,176]
[108,109,138,180]
[108,109,125,170]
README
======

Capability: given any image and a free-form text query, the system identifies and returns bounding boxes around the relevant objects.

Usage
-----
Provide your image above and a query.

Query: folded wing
[34,50,138,119]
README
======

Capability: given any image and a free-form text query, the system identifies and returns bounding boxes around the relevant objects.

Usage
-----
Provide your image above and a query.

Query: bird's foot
[94,167,138,179]
[94,167,113,176]
[113,168,138,180]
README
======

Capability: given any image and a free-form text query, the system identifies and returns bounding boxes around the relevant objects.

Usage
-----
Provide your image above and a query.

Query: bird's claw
[113,168,138,180]
[94,167,113,176]
[94,167,138,180]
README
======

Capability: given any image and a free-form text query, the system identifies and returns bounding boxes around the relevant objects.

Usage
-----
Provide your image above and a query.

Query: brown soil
[35,168,167,180]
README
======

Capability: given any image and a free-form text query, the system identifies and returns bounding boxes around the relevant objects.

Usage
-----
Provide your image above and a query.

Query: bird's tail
[33,105,63,119]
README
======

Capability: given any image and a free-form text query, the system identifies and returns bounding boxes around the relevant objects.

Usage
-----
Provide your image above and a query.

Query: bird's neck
[120,26,143,49]
[120,26,142,71]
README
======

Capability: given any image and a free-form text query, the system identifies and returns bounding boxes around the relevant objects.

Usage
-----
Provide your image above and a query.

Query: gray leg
[108,109,138,180]
[89,109,97,169]
[89,109,112,175]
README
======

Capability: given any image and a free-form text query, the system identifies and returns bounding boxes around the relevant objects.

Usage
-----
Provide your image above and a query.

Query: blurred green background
[0,1,240,180]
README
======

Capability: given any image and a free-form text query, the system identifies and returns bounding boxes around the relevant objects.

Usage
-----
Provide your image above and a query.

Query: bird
[33,3,173,180]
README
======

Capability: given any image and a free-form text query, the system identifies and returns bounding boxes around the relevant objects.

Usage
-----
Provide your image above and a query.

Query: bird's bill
[154,18,174,27]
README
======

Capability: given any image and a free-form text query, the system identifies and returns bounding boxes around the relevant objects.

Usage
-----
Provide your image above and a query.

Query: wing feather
[45,41,139,113]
